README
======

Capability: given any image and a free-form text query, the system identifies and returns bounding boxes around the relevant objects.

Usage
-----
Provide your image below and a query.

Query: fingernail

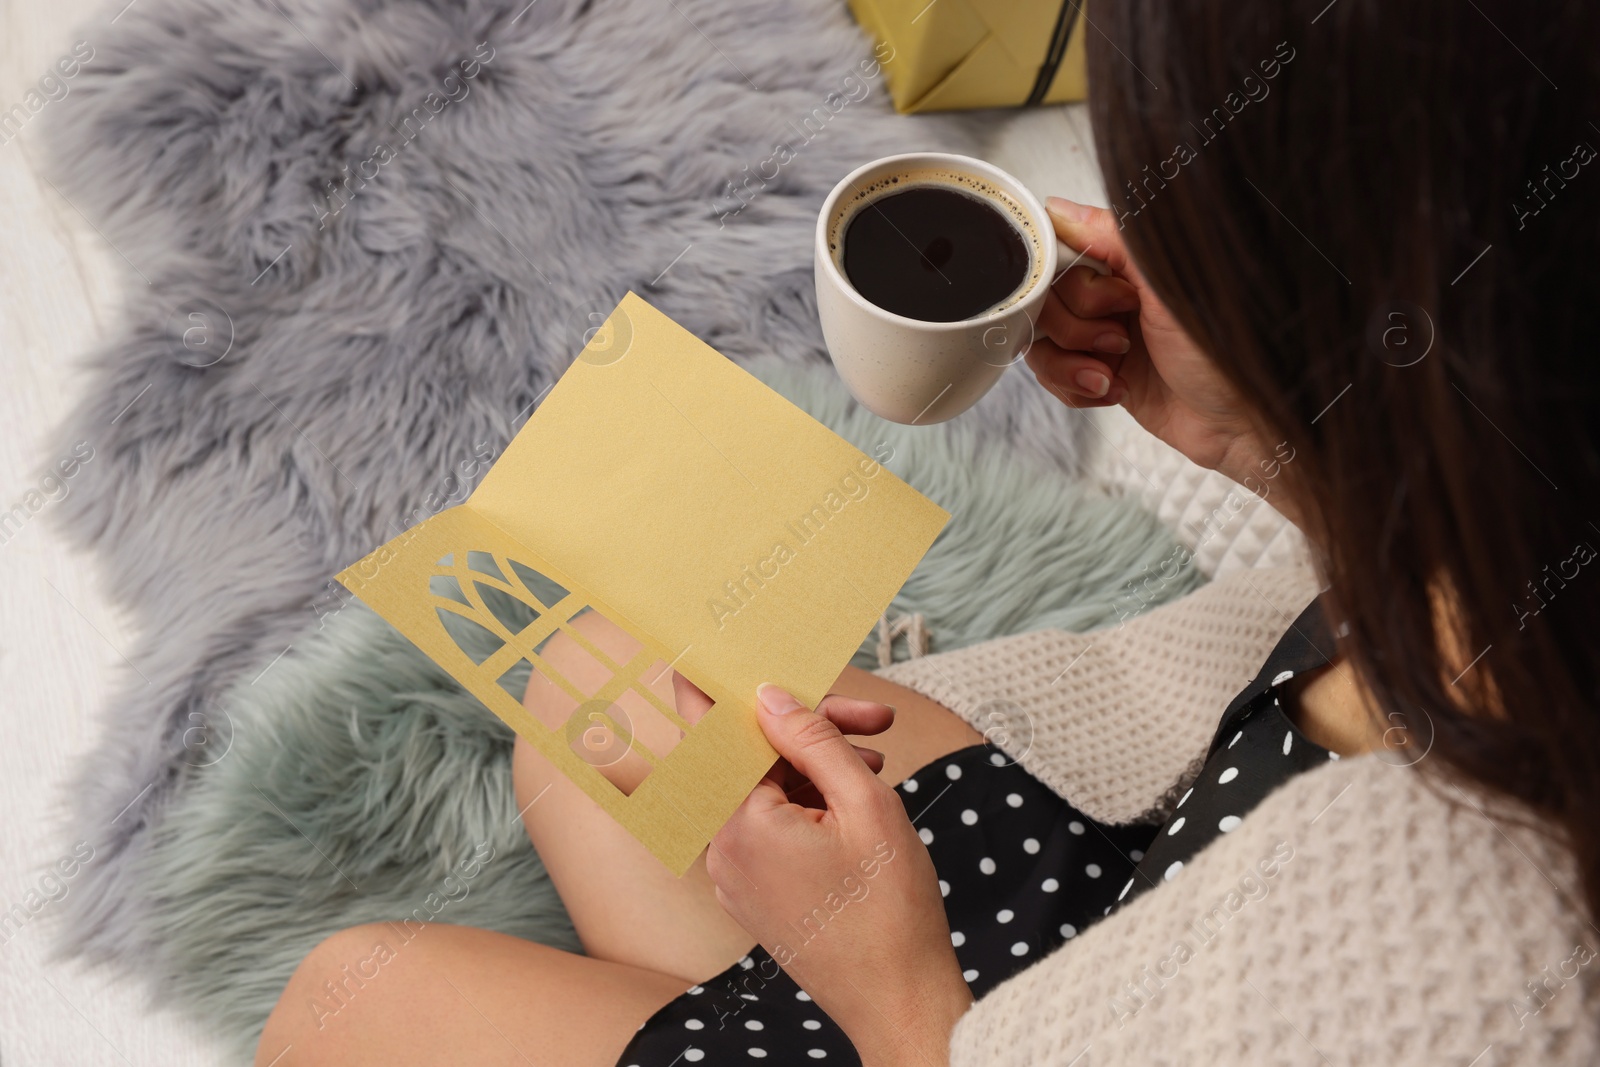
[757,683,803,715]
[1046,196,1093,222]
[1093,333,1130,354]
[1074,370,1111,397]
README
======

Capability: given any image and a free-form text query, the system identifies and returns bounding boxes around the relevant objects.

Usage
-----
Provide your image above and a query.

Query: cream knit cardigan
[877,565,1599,1066]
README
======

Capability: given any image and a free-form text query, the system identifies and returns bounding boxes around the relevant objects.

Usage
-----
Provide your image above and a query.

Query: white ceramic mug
[814,152,1100,425]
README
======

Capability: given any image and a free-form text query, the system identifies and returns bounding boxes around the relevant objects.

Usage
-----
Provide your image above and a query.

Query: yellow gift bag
[849,0,1088,113]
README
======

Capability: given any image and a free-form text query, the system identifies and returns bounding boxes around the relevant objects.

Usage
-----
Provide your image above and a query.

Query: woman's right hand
[1027,196,1271,483]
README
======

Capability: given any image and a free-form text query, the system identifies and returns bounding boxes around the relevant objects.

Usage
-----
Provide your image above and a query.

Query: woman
[260,0,1599,1063]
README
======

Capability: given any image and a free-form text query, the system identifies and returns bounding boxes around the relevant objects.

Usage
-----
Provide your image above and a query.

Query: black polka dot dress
[1112,598,1338,913]
[614,600,1336,1066]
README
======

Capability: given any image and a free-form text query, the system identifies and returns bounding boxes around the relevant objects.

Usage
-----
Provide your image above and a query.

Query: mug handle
[1053,238,1112,281]
[986,239,1116,370]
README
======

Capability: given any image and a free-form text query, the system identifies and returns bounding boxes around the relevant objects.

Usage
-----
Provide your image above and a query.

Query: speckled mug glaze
[815,153,1061,425]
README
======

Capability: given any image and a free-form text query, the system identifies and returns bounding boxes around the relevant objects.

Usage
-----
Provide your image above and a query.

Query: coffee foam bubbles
[826,168,1046,317]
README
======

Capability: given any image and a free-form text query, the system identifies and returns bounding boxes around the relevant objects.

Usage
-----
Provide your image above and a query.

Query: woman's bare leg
[257,923,684,1067]
[519,613,985,981]
[513,734,754,983]
[258,598,985,1067]
[836,664,988,785]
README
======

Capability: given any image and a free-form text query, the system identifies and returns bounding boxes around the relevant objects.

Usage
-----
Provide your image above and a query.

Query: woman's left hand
[708,684,973,1067]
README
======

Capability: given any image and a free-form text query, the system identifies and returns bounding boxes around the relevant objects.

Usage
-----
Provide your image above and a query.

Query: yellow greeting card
[337,293,949,874]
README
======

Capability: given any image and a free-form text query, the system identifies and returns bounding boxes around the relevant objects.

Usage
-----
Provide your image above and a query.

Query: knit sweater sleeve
[943,756,1599,1066]
[874,564,1321,824]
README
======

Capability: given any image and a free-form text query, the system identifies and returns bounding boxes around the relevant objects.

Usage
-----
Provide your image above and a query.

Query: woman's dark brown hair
[1086,0,1600,919]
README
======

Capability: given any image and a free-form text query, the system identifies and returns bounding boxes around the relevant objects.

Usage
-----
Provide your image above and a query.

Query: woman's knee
[256,922,401,1065]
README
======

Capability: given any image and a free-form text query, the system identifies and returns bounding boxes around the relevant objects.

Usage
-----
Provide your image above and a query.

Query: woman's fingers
[815,693,895,737]
[1036,287,1130,358]
[741,690,893,813]
[784,747,886,809]
[1026,337,1128,407]
[1046,196,1141,280]
[1050,265,1140,322]
[1033,197,1151,416]
[765,743,884,793]
[852,745,885,774]
[751,684,882,811]
[674,678,892,739]
[749,691,893,797]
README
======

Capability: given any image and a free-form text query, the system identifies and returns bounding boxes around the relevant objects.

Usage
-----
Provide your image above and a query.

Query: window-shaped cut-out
[536,628,610,698]
[495,657,535,702]
[431,572,469,606]
[435,606,504,664]
[431,571,527,664]
[477,579,536,635]
[509,559,568,609]
[527,606,711,795]
[565,699,639,772]
[565,606,644,667]
[429,552,715,797]
[522,661,581,720]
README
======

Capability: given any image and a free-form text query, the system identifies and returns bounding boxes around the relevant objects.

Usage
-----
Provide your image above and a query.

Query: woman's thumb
[755,684,877,806]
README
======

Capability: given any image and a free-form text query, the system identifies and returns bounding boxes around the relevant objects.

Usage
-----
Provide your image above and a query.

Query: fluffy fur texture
[133,355,1200,1062]
[39,0,1116,965]
[130,591,574,1064]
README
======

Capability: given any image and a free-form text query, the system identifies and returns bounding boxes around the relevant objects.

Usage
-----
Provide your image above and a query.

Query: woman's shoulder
[950,755,1599,1066]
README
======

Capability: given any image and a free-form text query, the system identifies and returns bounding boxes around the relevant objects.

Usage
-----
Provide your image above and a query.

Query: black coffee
[841,184,1031,322]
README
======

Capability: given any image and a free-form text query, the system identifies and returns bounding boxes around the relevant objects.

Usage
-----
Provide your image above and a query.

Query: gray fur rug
[133,355,1200,1062]
[41,0,1088,973]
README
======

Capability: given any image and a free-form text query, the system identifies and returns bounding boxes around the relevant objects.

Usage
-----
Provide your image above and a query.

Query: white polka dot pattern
[617,742,1156,1066]
[1115,624,1337,916]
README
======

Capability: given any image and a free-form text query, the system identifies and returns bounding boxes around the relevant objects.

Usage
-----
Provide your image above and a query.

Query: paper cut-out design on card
[430,549,705,797]
[338,293,949,874]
